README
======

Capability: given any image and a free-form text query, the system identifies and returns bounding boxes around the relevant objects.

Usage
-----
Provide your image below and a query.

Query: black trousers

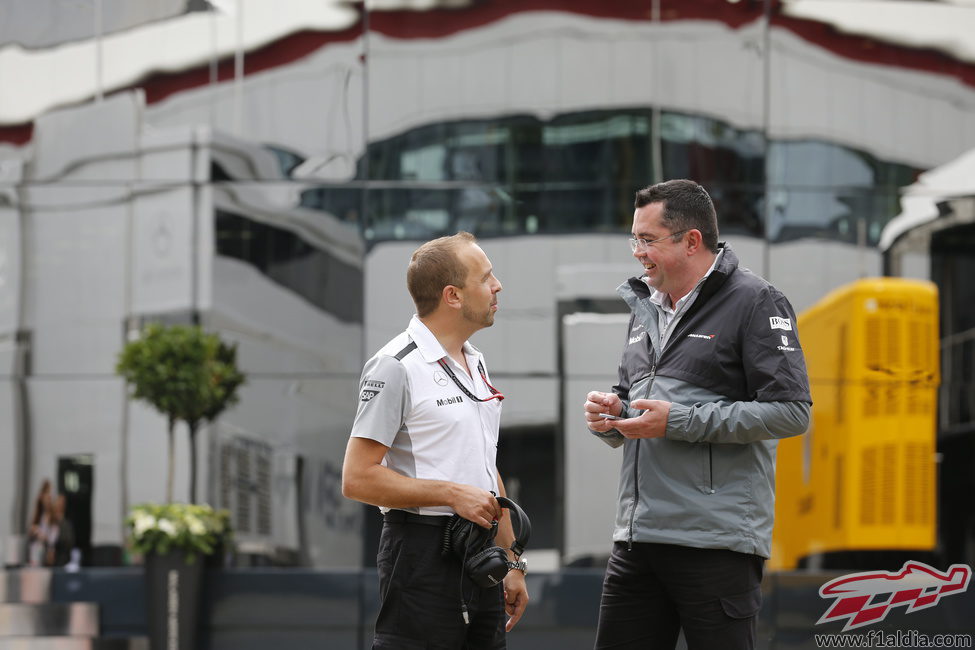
[373,516,505,650]
[594,542,764,650]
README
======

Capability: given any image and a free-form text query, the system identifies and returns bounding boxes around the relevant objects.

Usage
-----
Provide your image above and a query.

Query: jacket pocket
[719,584,762,620]
[695,442,713,494]
[704,444,713,494]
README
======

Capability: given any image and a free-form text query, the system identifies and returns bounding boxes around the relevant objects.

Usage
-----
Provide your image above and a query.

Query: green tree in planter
[116,324,246,503]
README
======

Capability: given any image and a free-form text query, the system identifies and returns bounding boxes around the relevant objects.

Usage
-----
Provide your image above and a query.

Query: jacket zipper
[628,360,657,550]
[707,444,714,494]
[625,274,720,546]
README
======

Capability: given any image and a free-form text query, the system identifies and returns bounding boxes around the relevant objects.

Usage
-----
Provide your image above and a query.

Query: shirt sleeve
[742,286,812,403]
[349,353,411,447]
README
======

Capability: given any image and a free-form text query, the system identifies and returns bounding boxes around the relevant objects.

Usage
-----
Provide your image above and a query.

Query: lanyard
[436,357,504,402]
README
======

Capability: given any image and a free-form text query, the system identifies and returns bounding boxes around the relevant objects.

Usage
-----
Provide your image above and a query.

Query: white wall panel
[561,313,630,563]
[0,381,17,557]
[130,186,197,315]
[24,202,128,375]
[0,204,20,341]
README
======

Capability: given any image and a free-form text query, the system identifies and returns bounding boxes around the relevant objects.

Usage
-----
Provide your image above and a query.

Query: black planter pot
[145,550,205,650]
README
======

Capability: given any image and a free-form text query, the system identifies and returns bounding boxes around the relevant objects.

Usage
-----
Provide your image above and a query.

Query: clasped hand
[584,391,670,439]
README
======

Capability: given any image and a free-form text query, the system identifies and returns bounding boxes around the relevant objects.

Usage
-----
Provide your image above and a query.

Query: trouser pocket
[373,632,427,649]
[719,583,762,619]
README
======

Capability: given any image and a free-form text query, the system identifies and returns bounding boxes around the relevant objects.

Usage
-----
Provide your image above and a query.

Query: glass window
[358,108,922,246]
[766,141,922,245]
[215,210,362,323]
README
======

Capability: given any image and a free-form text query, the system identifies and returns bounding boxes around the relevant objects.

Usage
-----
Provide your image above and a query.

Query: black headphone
[442,496,532,589]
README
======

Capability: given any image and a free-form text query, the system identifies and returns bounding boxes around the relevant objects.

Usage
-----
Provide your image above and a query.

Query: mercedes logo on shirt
[433,370,449,386]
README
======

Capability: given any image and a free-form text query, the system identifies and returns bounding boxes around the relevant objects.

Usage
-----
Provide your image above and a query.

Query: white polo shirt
[349,315,502,516]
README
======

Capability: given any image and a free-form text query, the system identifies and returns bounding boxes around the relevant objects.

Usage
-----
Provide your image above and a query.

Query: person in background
[343,231,528,649]
[45,493,76,568]
[583,179,811,650]
[26,479,52,567]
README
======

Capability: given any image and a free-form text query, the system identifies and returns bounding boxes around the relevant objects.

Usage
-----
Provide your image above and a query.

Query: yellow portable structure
[769,278,939,570]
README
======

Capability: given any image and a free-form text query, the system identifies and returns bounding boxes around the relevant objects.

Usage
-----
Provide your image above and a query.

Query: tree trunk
[166,418,175,503]
[189,422,198,504]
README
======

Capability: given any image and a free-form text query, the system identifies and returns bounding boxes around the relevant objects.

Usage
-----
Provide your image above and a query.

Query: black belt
[384,510,450,527]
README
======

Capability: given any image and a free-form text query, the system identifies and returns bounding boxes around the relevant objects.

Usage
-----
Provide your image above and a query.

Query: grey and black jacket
[594,244,811,558]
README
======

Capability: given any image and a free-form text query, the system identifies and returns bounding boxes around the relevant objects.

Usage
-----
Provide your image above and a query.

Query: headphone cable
[459,524,471,625]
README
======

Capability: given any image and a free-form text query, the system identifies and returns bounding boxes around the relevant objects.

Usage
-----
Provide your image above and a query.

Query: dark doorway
[497,426,558,551]
[57,454,93,566]
[930,222,975,567]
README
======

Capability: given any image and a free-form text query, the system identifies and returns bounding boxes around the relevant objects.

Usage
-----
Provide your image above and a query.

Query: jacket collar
[620,242,738,302]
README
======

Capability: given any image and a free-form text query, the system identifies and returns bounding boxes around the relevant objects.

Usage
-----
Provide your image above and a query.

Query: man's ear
[684,229,703,255]
[442,284,463,310]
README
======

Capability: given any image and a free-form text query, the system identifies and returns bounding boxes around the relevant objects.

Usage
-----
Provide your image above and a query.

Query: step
[0,603,98,637]
[1,571,52,604]
[0,639,148,650]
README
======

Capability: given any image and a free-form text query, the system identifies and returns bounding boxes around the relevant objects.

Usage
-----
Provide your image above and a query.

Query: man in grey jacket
[583,179,811,650]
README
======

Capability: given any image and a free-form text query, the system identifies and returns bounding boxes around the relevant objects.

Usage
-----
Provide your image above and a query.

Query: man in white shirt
[343,232,529,649]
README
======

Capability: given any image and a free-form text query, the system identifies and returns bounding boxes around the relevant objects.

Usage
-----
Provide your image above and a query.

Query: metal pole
[11,184,31,540]
[210,4,219,128]
[94,0,104,102]
[650,0,662,184]
[233,0,244,136]
[761,0,773,281]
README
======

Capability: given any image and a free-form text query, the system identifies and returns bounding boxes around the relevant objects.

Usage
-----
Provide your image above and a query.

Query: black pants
[594,542,764,650]
[373,517,505,649]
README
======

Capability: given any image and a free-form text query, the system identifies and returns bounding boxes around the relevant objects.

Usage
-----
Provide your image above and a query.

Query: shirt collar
[646,248,724,311]
[406,314,478,363]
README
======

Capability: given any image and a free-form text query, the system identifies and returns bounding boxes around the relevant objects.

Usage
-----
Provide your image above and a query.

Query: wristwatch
[507,558,527,574]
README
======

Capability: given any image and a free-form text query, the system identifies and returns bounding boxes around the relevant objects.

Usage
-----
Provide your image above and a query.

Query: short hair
[634,179,719,253]
[407,232,477,317]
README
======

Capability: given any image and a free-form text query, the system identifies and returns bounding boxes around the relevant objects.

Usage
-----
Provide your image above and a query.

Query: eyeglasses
[629,230,690,252]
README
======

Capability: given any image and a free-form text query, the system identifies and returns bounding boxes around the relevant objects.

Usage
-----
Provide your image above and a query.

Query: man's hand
[613,399,671,439]
[584,391,624,433]
[450,485,502,528]
[502,568,529,631]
